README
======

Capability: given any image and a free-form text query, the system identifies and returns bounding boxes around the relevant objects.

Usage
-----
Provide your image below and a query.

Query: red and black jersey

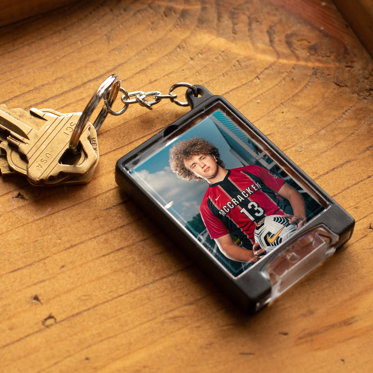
[200,165,286,250]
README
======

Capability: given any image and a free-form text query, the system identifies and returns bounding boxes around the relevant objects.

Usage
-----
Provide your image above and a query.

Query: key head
[17,109,99,183]
[31,124,99,186]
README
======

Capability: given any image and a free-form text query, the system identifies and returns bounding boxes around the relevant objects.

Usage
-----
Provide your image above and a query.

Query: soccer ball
[254,215,297,252]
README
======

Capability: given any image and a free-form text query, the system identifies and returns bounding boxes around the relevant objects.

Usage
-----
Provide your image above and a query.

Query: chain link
[69,75,198,151]
[104,82,198,116]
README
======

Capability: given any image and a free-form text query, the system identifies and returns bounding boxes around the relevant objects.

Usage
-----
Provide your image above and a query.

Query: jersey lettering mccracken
[200,165,287,250]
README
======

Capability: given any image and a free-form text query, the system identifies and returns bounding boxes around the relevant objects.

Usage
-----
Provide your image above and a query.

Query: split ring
[169,82,198,107]
[69,74,120,151]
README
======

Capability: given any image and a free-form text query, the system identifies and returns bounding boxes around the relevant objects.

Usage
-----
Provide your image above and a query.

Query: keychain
[0,74,195,185]
[0,75,355,312]
[0,75,118,185]
[111,77,355,313]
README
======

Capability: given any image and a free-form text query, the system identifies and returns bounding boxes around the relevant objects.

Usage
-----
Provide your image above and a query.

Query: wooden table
[1,1,372,372]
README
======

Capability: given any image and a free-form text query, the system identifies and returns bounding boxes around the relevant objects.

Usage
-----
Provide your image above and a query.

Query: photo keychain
[0,74,355,313]
[108,75,354,313]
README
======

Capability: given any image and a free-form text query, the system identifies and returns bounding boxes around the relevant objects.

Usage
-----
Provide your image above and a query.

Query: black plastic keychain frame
[115,85,355,313]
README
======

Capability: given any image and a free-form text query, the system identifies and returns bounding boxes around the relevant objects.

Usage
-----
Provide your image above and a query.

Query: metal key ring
[69,74,120,151]
[169,82,198,106]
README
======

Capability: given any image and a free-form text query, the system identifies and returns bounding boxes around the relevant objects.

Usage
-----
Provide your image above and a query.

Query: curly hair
[169,137,223,181]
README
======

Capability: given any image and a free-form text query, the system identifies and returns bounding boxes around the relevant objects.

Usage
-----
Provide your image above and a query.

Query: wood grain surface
[0,0,372,372]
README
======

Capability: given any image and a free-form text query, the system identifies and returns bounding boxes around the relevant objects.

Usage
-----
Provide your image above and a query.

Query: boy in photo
[169,137,306,264]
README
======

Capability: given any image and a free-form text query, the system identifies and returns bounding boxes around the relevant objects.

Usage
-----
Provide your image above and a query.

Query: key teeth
[7,136,22,147]
[0,156,13,175]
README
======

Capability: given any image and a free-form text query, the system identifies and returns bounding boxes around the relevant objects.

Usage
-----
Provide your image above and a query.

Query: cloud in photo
[133,166,207,221]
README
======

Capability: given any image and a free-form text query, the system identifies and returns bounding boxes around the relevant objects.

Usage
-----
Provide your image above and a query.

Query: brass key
[0,128,98,186]
[38,124,99,186]
[0,120,98,185]
[0,107,98,184]
[0,75,120,186]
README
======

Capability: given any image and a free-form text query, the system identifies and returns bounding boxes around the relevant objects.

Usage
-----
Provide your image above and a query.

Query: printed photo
[130,107,324,277]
